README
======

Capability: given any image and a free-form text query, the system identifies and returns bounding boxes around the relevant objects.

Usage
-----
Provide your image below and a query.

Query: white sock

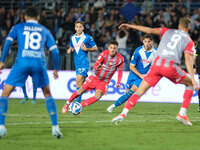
[121,108,129,116]
[111,104,115,108]
[66,101,70,105]
[179,107,187,116]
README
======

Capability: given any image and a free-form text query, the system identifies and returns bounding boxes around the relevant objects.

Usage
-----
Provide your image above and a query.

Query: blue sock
[22,84,28,98]
[45,97,58,126]
[76,87,82,103]
[0,96,8,125]
[33,83,37,100]
[114,90,134,107]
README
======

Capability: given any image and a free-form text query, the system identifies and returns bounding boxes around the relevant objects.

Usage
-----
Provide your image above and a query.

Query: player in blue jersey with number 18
[0,6,62,139]
[107,34,157,113]
[65,21,97,106]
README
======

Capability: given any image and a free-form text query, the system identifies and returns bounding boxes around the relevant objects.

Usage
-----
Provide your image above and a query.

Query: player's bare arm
[67,47,73,54]
[185,53,199,90]
[119,24,160,35]
[81,44,97,52]
[53,70,59,79]
[130,64,145,79]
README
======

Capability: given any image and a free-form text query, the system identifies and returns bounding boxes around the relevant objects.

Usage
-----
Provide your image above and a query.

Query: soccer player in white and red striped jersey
[62,40,124,113]
[112,17,199,126]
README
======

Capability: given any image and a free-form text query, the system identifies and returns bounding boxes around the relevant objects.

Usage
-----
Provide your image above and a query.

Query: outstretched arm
[119,24,160,35]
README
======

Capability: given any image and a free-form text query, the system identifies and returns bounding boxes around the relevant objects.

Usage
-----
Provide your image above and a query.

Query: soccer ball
[69,102,82,115]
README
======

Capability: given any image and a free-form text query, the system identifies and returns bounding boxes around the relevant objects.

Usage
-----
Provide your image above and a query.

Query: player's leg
[62,86,87,113]
[31,80,37,104]
[112,80,151,125]
[0,84,15,138]
[107,87,135,113]
[75,74,86,103]
[42,85,63,138]
[20,83,29,104]
[176,75,194,126]
[81,89,104,107]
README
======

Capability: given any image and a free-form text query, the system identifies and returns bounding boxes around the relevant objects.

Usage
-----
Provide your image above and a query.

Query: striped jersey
[92,50,124,83]
[154,28,195,65]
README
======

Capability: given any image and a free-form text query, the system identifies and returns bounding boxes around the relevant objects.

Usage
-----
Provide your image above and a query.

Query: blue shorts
[6,60,49,88]
[126,77,142,89]
[75,67,89,78]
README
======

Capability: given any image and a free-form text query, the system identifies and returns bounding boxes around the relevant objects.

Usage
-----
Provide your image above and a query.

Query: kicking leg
[112,80,151,125]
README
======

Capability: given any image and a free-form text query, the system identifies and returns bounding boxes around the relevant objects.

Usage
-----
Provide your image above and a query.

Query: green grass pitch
[0,99,200,150]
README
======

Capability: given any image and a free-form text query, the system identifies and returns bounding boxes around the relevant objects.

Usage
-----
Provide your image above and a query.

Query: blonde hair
[179,17,191,29]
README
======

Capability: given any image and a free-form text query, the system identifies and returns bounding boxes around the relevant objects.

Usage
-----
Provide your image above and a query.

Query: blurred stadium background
[1,0,200,71]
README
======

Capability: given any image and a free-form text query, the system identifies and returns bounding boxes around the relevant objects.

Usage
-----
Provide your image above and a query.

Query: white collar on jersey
[26,20,38,23]
[75,32,84,37]
[142,45,155,52]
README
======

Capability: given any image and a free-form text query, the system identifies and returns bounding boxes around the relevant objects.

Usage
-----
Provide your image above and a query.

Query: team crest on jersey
[109,62,112,65]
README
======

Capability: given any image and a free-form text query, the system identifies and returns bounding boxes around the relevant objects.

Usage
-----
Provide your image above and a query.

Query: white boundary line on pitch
[6,119,200,126]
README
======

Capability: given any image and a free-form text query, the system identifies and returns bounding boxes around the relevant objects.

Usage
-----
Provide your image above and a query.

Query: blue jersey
[129,46,157,79]
[69,32,96,69]
[2,20,57,65]
[1,20,59,88]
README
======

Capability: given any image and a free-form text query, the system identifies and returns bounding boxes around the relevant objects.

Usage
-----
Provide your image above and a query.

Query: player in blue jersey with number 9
[66,21,98,105]
[0,6,63,139]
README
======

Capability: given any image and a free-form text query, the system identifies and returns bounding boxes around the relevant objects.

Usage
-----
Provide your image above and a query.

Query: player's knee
[42,85,51,97]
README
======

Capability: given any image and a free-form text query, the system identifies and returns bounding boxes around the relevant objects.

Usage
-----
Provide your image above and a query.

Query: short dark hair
[143,34,154,41]
[75,20,84,26]
[25,6,39,18]
[109,40,118,46]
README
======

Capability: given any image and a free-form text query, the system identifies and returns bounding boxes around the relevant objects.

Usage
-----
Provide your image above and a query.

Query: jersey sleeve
[117,56,124,85]
[184,40,195,55]
[45,30,57,51]
[88,36,97,47]
[130,49,139,66]
[7,26,17,42]
[158,28,169,37]
[69,37,73,48]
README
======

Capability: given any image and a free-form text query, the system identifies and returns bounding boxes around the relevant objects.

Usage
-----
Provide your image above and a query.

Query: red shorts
[144,57,187,87]
[82,75,108,94]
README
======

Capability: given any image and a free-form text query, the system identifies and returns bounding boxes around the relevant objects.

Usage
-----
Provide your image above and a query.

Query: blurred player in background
[0,6,63,138]
[112,17,198,126]
[67,21,98,103]
[107,34,157,113]
[20,79,37,104]
[193,41,200,111]
[62,40,124,114]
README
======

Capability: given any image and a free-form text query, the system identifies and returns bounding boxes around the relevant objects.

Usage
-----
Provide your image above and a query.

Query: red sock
[81,96,98,107]
[68,91,79,103]
[124,94,139,110]
[181,89,193,109]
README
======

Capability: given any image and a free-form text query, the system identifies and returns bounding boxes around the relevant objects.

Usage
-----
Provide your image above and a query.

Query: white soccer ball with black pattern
[69,102,82,115]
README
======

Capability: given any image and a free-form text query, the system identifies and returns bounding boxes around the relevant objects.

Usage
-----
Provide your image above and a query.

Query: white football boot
[52,125,63,139]
[0,125,7,139]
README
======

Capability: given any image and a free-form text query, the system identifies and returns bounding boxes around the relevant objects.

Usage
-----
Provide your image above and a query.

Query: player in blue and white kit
[107,34,157,113]
[0,7,62,139]
[66,21,97,104]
